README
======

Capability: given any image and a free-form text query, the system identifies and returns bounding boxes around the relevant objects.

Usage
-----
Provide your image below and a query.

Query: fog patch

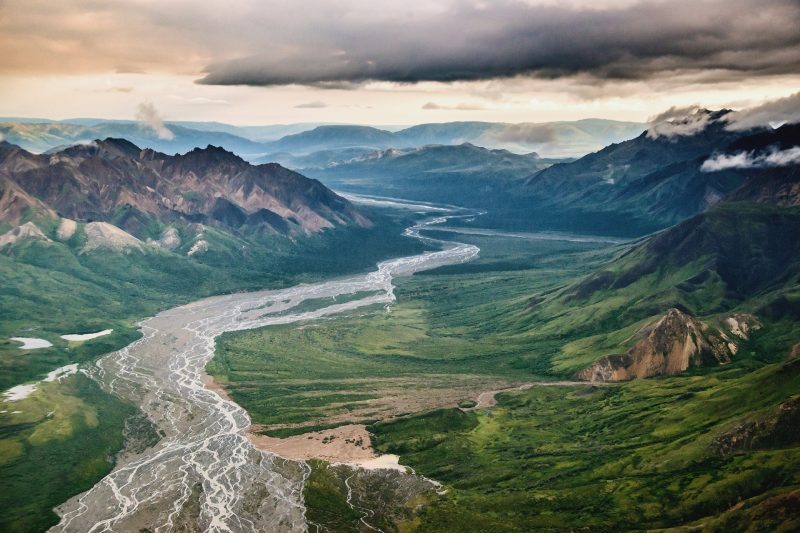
[422,102,485,111]
[295,101,328,109]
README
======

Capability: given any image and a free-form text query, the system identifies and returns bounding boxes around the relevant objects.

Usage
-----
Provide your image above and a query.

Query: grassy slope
[370,342,800,531]
[0,374,141,532]
[0,208,428,532]
[0,208,426,389]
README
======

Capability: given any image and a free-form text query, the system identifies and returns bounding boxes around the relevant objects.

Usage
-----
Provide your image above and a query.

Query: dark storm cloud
[196,0,800,87]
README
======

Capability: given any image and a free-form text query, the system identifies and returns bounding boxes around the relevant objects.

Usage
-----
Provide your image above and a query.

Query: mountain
[576,308,753,381]
[0,119,647,175]
[511,110,751,232]
[0,122,269,159]
[260,119,645,160]
[309,112,790,237]
[261,125,398,154]
[0,139,367,238]
[306,143,566,205]
[393,119,646,157]
[522,145,800,380]
[436,112,800,237]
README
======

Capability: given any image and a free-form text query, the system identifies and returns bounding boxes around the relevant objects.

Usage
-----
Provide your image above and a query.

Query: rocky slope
[0,139,368,239]
[577,309,759,381]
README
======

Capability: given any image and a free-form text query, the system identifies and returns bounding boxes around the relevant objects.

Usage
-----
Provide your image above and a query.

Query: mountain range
[303,143,566,205]
[0,138,366,245]
[522,122,800,380]
[0,118,645,164]
[319,111,796,237]
[2,109,800,533]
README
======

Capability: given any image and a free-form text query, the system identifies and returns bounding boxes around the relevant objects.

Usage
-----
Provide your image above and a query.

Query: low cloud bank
[723,92,800,131]
[647,107,714,139]
[701,146,800,171]
[648,91,800,139]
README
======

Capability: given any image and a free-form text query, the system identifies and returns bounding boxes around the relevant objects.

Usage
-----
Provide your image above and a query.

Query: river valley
[51,204,479,532]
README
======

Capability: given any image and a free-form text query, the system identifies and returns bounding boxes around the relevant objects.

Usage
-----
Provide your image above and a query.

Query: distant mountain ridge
[260,119,645,158]
[0,118,646,163]
[304,142,564,206]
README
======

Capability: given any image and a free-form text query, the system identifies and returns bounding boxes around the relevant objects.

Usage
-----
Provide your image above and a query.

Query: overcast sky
[0,0,798,125]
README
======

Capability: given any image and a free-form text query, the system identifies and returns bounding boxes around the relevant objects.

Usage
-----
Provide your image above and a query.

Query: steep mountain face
[0,139,368,238]
[518,111,756,232]
[721,124,800,206]
[566,203,800,309]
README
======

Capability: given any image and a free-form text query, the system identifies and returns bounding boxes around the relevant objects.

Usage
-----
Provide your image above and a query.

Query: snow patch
[10,337,53,349]
[3,384,37,401]
[61,329,113,342]
[44,364,78,382]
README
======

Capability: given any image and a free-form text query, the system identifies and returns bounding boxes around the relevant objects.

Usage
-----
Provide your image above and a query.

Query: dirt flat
[249,424,374,462]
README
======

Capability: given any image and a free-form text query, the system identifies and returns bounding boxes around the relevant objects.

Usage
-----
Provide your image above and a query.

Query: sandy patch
[202,373,234,402]
[248,424,407,471]
[249,424,374,462]
[349,454,405,471]
[10,337,53,349]
[61,329,113,342]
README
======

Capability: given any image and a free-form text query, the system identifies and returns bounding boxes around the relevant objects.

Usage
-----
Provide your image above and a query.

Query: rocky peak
[176,145,245,168]
[578,308,740,382]
[55,138,142,161]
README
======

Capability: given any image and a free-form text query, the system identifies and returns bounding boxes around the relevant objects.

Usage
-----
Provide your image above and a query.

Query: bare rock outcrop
[578,308,743,382]
[0,221,51,248]
[712,396,800,455]
[82,221,143,252]
[56,218,77,240]
[148,226,181,250]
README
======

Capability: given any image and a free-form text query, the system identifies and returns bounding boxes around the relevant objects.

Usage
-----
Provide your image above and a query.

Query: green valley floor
[207,223,800,531]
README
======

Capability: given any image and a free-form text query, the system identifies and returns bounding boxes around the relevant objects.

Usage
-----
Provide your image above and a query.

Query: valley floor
[208,223,800,531]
